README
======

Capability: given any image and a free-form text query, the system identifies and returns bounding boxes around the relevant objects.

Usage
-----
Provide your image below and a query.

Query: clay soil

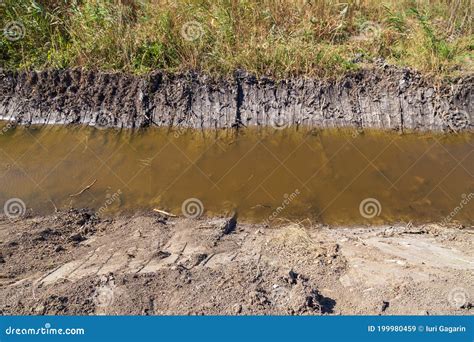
[0,209,472,315]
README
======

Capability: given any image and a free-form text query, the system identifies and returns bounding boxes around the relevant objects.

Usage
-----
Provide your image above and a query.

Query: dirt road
[0,210,473,315]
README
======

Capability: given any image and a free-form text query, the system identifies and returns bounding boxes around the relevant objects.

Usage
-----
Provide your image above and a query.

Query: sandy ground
[0,209,473,315]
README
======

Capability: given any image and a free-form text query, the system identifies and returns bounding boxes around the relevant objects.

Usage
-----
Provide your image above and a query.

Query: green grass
[0,0,472,78]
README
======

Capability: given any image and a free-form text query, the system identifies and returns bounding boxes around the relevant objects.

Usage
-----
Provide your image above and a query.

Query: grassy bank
[0,0,472,78]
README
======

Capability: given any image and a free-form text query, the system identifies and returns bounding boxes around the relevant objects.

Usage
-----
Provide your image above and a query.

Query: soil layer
[0,66,472,131]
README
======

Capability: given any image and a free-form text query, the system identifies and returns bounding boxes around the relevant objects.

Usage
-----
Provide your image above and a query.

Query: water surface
[0,124,473,225]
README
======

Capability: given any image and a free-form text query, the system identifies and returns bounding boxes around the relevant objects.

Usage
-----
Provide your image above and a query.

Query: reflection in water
[0,124,473,225]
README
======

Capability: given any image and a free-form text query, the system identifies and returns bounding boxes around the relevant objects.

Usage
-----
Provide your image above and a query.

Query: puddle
[0,124,473,225]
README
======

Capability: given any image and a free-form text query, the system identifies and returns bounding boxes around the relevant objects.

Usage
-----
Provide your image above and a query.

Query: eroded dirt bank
[0,210,472,315]
[0,66,472,131]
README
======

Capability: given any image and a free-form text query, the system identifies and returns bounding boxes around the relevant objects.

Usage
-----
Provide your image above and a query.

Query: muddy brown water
[0,124,473,225]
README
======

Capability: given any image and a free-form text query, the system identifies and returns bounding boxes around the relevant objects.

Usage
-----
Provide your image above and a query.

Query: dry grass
[0,0,472,78]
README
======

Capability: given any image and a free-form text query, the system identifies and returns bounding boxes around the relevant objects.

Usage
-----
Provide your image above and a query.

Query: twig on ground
[69,179,97,198]
[153,209,177,217]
